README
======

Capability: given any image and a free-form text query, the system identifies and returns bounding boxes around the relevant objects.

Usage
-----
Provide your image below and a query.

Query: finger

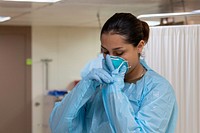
[102,59,110,73]
[87,69,103,83]
[106,54,115,71]
[96,69,113,83]
[92,74,103,83]
[119,65,127,75]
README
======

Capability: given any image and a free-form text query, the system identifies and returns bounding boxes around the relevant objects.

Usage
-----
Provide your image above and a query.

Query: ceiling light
[137,11,200,19]
[0,16,11,22]
[145,21,160,26]
[3,0,61,3]
[192,10,200,13]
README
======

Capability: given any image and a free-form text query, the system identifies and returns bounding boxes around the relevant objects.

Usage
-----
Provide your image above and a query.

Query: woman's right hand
[103,54,127,78]
[85,68,114,84]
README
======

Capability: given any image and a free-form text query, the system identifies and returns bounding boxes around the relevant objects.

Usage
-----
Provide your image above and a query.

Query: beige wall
[32,26,100,133]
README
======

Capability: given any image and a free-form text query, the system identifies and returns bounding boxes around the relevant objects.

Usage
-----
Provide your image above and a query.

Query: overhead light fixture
[0,16,11,22]
[145,21,160,26]
[192,10,200,13]
[137,10,200,19]
[3,0,61,3]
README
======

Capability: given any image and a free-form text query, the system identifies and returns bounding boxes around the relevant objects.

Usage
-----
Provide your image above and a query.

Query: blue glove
[103,55,127,77]
[85,68,114,84]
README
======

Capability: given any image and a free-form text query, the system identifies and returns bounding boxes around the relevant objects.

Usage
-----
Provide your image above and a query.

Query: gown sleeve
[49,79,97,133]
[102,77,177,133]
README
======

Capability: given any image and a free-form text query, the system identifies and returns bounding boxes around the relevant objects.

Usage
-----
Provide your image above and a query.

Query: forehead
[101,33,128,49]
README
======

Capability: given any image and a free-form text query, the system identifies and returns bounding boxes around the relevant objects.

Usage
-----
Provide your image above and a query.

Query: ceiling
[0,0,200,27]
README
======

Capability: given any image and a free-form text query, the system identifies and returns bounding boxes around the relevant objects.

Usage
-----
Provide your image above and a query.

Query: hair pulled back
[101,13,150,46]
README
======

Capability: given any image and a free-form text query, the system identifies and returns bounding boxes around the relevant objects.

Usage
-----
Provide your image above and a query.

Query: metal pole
[41,59,52,91]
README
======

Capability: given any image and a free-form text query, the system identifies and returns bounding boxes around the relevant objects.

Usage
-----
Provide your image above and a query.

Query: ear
[137,40,145,54]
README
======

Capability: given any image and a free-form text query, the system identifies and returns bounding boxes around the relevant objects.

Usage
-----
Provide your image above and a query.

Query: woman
[49,13,178,133]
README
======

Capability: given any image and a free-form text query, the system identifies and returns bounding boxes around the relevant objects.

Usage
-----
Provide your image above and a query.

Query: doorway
[0,26,31,133]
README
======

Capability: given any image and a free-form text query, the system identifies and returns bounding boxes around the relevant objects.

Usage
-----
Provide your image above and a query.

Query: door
[0,26,31,133]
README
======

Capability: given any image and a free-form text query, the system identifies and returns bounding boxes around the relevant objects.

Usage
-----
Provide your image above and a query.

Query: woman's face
[101,33,143,74]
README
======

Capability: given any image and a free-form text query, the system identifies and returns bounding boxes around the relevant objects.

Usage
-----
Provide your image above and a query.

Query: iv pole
[41,59,52,91]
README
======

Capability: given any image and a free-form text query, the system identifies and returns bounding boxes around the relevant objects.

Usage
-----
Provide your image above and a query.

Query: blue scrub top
[49,59,178,133]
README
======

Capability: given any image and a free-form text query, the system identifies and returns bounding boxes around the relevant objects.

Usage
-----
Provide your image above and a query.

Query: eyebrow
[101,45,124,51]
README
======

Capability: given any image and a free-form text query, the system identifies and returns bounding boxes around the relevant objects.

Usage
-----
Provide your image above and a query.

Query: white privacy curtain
[144,25,200,133]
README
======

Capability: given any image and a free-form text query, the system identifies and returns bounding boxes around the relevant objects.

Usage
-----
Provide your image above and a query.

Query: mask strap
[118,61,130,70]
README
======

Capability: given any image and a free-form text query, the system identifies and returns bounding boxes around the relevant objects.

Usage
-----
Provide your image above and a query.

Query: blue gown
[49,59,178,133]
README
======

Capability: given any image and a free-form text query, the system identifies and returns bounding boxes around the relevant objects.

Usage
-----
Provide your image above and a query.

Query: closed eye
[115,52,123,56]
[113,50,124,56]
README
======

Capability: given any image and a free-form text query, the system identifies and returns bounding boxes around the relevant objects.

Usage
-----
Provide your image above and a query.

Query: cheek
[128,58,136,68]
[126,52,139,70]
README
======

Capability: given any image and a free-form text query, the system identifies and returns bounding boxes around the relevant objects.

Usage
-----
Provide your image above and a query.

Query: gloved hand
[103,55,127,77]
[85,68,114,84]
[102,54,127,90]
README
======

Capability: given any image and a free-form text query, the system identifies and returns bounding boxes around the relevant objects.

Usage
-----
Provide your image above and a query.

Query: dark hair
[101,13,150,46]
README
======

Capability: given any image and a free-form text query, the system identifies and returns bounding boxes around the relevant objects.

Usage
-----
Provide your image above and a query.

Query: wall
[32,26,100,133]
